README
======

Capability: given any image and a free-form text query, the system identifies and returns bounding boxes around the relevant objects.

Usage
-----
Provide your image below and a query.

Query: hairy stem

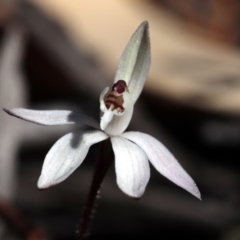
[78,140,113,240]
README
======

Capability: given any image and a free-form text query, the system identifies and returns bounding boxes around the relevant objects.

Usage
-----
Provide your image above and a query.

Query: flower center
[104,80,127,113]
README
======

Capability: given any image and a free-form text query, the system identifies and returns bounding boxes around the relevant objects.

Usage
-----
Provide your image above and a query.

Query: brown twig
[0,198,48,240]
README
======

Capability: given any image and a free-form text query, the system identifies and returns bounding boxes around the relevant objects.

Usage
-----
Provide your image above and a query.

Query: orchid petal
[122,132,201,199]
[37,130,108,188]
[114,21,151,103]
[100,110,114,131]
[104,104,133,136]
[3,108,99,129]
[111,136,150,198]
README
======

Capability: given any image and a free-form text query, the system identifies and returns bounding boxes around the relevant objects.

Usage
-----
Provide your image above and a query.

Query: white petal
[114,21,151,103]
[3,108,99,128]
[122,132,201,199]
[100,109,114,131]
[104,103,133,136]
[111,136,150,198]
[38,130,108,188]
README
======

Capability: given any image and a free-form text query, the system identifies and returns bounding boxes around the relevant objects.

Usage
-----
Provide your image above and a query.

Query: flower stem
[78,140,113,240]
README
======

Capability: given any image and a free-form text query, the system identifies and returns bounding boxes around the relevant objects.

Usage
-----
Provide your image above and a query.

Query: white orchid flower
[4,22,200,199]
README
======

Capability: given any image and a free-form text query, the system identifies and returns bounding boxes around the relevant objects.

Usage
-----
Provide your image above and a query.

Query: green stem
[78,140,113,240]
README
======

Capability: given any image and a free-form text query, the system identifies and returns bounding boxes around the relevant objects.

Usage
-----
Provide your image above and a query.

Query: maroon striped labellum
[104,80,128,113]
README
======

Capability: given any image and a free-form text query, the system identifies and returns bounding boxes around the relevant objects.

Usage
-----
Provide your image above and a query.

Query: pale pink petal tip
[122,131,201,200]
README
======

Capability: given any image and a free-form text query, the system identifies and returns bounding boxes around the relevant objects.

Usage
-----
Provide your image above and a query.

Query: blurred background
[1,0,240,239]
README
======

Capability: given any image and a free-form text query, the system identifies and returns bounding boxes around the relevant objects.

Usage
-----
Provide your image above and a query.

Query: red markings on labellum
[105,80,127,112]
